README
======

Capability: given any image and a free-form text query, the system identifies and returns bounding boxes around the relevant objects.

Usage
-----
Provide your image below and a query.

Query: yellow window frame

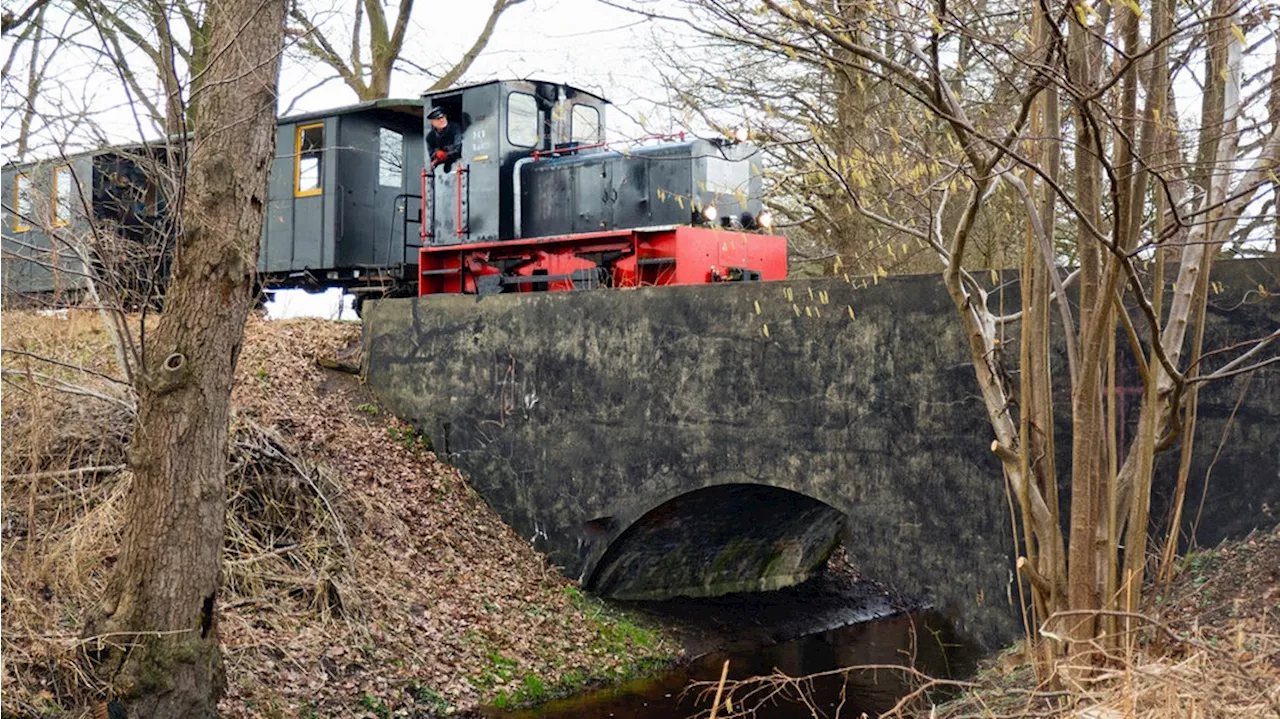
[13,173,31,233]
[294,122,324,198]
[52,165,71,227]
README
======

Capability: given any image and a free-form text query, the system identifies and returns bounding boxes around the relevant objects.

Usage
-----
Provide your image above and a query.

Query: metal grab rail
[391,193,423,270]
[529,132,686,161]
[427,168,437,241]
[455,164,468,238]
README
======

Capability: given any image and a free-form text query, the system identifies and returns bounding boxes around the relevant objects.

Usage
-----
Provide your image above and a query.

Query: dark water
[492,610,981,719]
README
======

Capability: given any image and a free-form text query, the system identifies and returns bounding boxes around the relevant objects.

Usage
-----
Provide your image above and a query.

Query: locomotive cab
[421,79,609,244]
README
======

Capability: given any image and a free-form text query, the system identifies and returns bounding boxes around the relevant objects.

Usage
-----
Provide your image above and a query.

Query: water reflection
[492,611,980,719]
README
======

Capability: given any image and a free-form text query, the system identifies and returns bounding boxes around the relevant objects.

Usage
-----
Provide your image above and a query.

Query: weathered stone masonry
[363,259,1278,649]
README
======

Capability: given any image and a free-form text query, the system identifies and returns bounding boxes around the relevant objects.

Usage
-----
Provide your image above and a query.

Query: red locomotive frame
[417,226,788,295]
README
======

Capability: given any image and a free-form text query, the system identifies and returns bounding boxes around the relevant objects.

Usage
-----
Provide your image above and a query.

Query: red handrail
[419,168,429,241]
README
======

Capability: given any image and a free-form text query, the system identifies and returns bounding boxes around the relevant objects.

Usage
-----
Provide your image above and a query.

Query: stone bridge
[362,259,1279,648]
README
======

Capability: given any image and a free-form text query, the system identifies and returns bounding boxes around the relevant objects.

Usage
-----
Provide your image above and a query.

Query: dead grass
[914,526,1280,719]
[1,310,676,718]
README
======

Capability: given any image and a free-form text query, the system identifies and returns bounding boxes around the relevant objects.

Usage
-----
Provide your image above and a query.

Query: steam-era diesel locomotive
[413,79,786,295]
[1,79,785,307]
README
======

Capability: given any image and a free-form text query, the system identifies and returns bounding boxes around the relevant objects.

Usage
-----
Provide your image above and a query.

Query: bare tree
[615,0,1280,676]
[73,0,288,713]
[60,0,213,136]
[288,0,528,101]
[626,0,1032,275]
[1,0,55,35]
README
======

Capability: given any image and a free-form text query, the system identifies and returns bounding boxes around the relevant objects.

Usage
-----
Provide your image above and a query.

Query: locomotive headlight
[734,126,749,143]
[702,205,719,223]
[757,209,774,230]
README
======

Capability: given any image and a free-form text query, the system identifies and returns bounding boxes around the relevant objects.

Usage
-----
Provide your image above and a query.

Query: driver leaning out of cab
[426,106,463,172]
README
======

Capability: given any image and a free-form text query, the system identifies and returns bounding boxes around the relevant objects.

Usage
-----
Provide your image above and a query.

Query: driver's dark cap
[427,107,446,120]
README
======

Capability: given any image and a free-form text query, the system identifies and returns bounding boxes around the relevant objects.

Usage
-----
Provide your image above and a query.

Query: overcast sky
[0,0,689,156]
[279,0,670,113]
[1,0,697,319]
[285,0,710,145]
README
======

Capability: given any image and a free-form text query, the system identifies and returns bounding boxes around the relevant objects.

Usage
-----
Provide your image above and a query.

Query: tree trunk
[89,0,286,714]
[1193,0,1229,197]
[15,6,46,161]
[1270,42,1280,252]
[1065,5,1104,651]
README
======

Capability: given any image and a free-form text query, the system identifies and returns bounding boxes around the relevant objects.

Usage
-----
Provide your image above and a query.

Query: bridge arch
[585,483,848,600]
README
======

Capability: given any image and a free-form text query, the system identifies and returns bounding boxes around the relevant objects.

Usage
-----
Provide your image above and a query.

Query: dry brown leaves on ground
[1,310,676,718]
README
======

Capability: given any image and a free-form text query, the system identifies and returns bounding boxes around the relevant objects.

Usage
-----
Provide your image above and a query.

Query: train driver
[426,106,463,172]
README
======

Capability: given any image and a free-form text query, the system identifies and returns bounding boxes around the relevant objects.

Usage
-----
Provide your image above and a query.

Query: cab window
[508,92,539,148]
[54,165,72,226]
[295,123,324,196]
[13,173,31,232]
[570,104,600,145]
[379,128,403,187]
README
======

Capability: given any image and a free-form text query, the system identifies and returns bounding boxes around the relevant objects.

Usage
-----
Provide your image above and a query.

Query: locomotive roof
[277,97,425,125]
[422,78,611,105]
[276,81,611,128]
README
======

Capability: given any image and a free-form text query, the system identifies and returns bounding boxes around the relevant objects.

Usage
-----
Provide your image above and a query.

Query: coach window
[53,165,72,226]
[379,128,403,187]
[570,104,600,145]
[13,173,31,232]
[508,92,539,148]
[295,123,324,197]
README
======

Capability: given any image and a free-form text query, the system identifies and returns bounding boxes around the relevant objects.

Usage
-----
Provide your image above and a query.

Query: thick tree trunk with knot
[88,0,286,714]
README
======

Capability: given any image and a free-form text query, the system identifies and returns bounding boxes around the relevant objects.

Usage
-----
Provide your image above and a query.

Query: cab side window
[295,123,324,196]
[508,92,539,148]
[13,173,32,232]
[379,128,403,187]
[570,104,600,145]
[54,165,72,226]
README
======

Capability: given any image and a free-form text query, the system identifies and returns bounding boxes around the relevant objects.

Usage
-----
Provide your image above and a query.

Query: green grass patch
[358,693,390,718]
[387,423,432,454]
[564,584,663,655]
[406,684,453,713]
[474,585,678,710]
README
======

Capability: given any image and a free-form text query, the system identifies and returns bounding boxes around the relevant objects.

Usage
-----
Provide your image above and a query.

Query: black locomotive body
[415,80,783,295]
